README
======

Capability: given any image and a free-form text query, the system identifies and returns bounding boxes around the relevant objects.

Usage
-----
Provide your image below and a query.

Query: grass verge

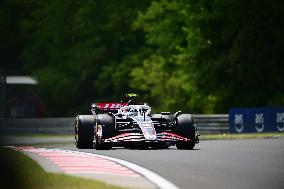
[0,147,123,189]
[200,132,284,140]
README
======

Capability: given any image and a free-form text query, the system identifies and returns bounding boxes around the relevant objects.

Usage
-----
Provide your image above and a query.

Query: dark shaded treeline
[1,0,283,116]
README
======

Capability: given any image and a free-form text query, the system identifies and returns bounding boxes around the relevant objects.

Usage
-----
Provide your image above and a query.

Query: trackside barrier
[193,114,229,134]
[229,107,284,133]
[0,118,74,134]
[0,115,229,134]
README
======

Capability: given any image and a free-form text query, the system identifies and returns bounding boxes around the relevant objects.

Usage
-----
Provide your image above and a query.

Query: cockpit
[118,105,151,117]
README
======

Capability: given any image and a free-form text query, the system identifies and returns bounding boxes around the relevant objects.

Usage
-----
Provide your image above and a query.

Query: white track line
[10,146,179,189]
[95,153,180,189]
[53,149,179,189]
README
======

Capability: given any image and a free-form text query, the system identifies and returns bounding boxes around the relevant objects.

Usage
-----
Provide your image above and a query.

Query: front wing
[104,132,192,143]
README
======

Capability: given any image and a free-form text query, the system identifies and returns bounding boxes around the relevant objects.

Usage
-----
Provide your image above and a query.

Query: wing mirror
[141,108,148,121]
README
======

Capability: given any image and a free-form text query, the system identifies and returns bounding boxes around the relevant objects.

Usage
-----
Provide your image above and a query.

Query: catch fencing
[0,115,229,134]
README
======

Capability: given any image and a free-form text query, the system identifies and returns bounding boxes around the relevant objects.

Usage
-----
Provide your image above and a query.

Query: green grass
[200,132,284,140]
[0,148,123,189]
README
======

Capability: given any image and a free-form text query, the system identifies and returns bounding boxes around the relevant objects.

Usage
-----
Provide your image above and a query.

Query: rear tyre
[75,115,95,149]
[175,114,196,150]
[94,114,114,150]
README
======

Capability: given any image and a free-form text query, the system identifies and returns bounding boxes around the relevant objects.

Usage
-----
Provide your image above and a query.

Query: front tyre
[94,114,114,150]
[176,140,195,150]
[175,114,196,150]
[75,115,95,149]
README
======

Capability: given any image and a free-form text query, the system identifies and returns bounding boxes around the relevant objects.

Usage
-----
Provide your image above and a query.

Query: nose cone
[141,122,157,140]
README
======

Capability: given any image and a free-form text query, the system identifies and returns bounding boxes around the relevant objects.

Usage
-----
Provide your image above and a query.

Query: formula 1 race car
[74,94,199,150]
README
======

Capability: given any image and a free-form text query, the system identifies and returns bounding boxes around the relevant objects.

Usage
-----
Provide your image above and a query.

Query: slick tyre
[75,115,95,149]
[176,141,195,150]
[94,114,114,150]
[175,114,196,150]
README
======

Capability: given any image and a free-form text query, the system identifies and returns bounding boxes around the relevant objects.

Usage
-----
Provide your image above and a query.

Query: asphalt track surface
[58,138,284,189]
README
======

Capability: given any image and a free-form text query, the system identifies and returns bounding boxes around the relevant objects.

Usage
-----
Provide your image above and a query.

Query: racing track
[58,138,284,189]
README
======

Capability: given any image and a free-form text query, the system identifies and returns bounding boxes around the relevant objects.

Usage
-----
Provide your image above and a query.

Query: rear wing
[91,102,128,114]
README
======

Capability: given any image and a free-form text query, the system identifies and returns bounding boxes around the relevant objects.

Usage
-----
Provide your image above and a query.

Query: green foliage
[1,0,283,115]
[0,0,35,74]
[130,0,284,113]
[17,0,151,115]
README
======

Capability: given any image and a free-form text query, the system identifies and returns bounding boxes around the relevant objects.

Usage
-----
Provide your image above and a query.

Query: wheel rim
[75,119,79,145]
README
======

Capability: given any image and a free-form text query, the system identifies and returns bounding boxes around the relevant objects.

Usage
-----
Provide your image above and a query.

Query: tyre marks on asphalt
[14,146,139,177]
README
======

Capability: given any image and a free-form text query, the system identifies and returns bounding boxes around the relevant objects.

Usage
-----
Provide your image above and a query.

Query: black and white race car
[75,96,199,150]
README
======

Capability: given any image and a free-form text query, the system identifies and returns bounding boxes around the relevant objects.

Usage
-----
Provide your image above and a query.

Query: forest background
[1,0,283,116]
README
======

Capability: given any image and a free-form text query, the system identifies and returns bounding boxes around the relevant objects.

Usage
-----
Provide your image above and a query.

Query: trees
[0,0,35,74]
[130,0,284,113]
[19,0,151,116]
[1,0,283,115]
